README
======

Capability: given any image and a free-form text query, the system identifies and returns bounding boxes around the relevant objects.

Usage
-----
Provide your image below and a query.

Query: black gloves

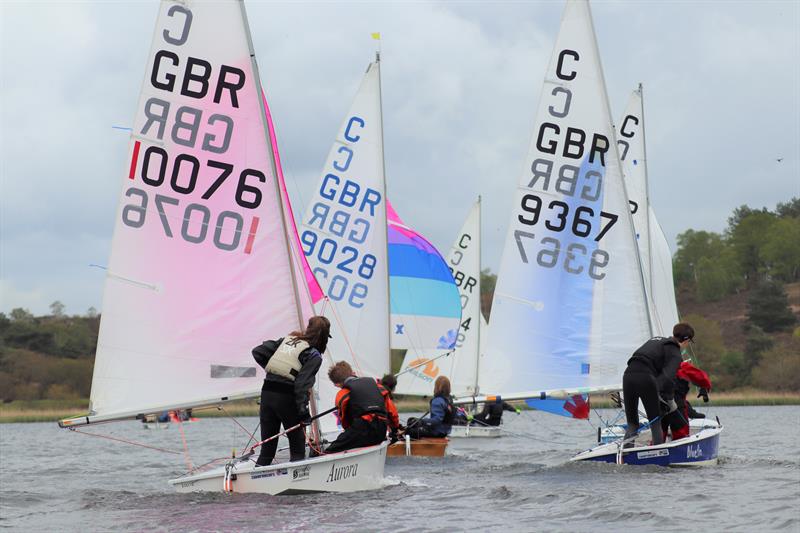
[389,430,399,444]
[298,410,312,426]
[697,388,709,403]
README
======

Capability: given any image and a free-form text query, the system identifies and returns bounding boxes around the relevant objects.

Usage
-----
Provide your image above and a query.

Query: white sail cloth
[479,0,651,398]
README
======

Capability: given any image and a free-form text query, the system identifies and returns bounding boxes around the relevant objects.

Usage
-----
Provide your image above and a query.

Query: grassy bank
[2,391,798,423]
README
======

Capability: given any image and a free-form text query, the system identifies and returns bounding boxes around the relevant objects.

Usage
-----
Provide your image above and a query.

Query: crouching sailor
[406,376,455,438]
[250,316,329,466]
[622,323,694,446]
[324,361,400,453]
[662,352,712,440]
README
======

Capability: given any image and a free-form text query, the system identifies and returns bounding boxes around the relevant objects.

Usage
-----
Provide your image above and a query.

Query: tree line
[1,199,798,401]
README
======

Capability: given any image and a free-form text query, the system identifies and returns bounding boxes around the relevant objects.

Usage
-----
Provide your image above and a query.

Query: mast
[586,0,653,338]
[376,51,392,375]
[240,1,305,331]
[473,196,482,396]
[639,82,656,331]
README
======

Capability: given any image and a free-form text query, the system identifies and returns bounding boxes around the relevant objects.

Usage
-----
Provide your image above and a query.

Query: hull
[599,417,718,444]
[572,425,722,467]
[387,437,448,457]
[170,441,388,494]
[449,425,503,438]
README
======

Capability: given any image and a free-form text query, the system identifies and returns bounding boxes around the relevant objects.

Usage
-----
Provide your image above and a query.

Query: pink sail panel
[262,92,324,305]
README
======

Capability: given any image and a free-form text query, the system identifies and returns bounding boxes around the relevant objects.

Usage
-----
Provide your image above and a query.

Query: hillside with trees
[1,199,798,401]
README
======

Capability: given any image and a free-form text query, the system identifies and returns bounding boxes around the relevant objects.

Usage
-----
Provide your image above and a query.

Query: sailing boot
[622,424,638,449]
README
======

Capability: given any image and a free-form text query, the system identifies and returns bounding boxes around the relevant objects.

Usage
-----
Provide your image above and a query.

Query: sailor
[378,373,397,400]
[471,397,520,427]
[251,316,329,466]
[661,354,712,440]
[324,361,400,453]
[406,376,455,439]
[621,322,694,446]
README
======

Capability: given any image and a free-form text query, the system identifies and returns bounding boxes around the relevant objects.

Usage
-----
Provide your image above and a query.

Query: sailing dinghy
[454,0,721,466]
[588,86,722,461]
[60,0,388,494]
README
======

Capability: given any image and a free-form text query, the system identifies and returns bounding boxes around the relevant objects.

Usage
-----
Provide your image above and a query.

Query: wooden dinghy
[387,436,448,457]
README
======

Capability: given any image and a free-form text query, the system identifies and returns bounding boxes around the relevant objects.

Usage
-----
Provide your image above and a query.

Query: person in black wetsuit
[622,322,695,446]
[250,316,330,466]
[472,398,520,426]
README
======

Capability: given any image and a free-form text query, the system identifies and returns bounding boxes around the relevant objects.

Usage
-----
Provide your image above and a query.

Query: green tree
[9,308,33,323]
[49,301,66,318]
[746,281,797,333]
[761,217,800,282]
[751,337,800,391]
[775,197,800,219]
[682,313,726,377]
[742,325,774,376]
[728,211,777,284]
[673,230,728,285]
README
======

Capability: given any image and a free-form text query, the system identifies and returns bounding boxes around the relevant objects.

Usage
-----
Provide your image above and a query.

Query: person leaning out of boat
[251,316,330,466]
[470,397,521,427]
[622,322,694,447]
[661,349,712,441]
[406,376,455,439]
[324,361,400,453]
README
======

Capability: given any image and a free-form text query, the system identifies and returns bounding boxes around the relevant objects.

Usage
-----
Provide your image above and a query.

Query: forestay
[392,201,464,396]
[69,0,305,424]
[478,0,651,399]
[617,86,679,335]
[300,59,390,432]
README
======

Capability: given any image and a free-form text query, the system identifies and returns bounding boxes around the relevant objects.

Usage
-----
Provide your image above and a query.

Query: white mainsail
[300,57,390,432]
[64,0,307,425]
[617,85,679,335]
[477,0,651,401]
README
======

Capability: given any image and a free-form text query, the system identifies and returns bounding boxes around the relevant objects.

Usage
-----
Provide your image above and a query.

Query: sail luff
[473,196,483,395]
[375,53,392,376]
[240,1,305,331]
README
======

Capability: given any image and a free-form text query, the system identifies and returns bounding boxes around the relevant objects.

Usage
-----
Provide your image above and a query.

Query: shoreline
[2,391,798,423]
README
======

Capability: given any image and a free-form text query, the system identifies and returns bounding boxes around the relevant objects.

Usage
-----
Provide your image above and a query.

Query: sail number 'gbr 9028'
[124,4,266,255]
[513,48,620,281]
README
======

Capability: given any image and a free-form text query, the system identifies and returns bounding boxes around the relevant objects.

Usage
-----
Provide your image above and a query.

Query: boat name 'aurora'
[326,462,358,483]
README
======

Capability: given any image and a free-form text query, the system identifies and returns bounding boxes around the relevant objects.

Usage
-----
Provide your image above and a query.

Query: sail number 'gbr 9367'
[513,48,620,280]
[124,5,265,255]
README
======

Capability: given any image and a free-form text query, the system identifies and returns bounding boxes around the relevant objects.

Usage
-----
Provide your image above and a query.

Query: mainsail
[392,200,464,396]
[63,0,308,425]
[300,57,390,431]
[476,0,651,402]
[617,85,679,334]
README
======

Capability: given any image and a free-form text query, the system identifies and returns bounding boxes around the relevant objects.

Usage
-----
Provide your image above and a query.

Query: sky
[1,0,798,316]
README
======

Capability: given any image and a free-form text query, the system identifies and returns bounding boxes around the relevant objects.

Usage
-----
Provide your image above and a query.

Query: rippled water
[1,406,798,532]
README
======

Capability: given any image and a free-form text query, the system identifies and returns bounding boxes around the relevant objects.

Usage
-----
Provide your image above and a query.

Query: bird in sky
[776,158,784,162]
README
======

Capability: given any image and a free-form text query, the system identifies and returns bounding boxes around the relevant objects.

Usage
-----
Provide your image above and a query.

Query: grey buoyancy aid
[341,377,388,424]
[265,336,309,381]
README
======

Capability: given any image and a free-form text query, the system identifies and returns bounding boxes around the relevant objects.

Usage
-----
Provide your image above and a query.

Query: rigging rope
[68,427,182,455]
[175,416,194,471]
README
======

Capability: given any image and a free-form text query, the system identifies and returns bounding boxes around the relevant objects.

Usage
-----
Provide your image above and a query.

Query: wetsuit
[661,360,711,440]
[407,395,454,438]
[252,337,322,465]
[325,377,399,454]
[622,337,682,446]
[472,399,516,426]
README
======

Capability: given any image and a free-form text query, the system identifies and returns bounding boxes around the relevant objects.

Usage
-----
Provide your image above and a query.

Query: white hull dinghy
[171,442,388,495]
[448,424,502,438]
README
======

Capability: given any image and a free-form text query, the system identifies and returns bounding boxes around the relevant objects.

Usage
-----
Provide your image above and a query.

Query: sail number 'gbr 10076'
[513,48,620,281]
[122,5,266,255]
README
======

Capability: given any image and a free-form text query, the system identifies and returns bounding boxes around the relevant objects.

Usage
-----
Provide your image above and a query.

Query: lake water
[1,406,798,532]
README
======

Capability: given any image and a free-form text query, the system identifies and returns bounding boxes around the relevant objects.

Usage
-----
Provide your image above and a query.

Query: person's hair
[380,373,397,392]
[328,361,354,385]
[673,322,695,342]
[290,316,331,352]
[433,375,451,397]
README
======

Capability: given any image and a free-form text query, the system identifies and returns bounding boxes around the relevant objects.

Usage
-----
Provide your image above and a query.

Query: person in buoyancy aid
[406,376,455,439]
[622,322,694,447]
[661,352,712,441]
[324,361,400,454]
[251,316,329,466]
[471,397,521,427]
